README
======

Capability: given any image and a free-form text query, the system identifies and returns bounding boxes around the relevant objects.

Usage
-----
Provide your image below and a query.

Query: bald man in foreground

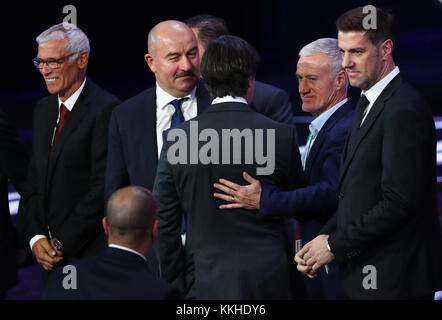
[44,186,182,300]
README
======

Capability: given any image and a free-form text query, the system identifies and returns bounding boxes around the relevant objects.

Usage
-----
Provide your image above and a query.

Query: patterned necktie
[347,94,370,154]
[301,131,313,170]
[170,98,188,128]
[51,103,70,155]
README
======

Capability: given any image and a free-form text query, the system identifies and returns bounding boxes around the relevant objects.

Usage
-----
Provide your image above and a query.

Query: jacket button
[338,192,344,199]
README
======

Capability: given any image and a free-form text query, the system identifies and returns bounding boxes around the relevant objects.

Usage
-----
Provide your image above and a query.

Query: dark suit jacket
[19,79,120,265]
[252,81,295,126]
[105,82,211,199]
[153,102,306,299]
[259,100,354,299]
[43,247,182,300]
[104,83,210,275]
[322,74,442,299]
[0,109,29,293]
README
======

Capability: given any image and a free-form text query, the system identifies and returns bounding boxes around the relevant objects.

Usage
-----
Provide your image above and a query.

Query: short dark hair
[184,14,229,49]
[201,35,259,99]
[336,6,397,45]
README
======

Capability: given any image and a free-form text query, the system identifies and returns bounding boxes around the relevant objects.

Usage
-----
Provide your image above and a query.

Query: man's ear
[77,51,89,69]
[245,77,255,104]
[335,70,348,90]
[152,218,158,239]
[380,39,393,60]
[102,217,109,236]
[145,53,156,73]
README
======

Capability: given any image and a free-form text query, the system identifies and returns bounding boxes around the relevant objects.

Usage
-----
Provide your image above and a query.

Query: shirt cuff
[30,235,47,251]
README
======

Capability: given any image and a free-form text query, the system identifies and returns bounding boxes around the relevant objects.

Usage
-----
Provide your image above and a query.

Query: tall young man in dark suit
[0,109,29,298]
[213,38,353,299]
[154,35,305,299]
[296,7,442,299]
[18,23,120,277]
[184,14,296,127]
[104,20,211,275]
[44,186,181,300]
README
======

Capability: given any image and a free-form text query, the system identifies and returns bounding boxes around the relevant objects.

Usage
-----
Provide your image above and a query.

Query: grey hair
[299,38,343,78]
[36,22,90,61]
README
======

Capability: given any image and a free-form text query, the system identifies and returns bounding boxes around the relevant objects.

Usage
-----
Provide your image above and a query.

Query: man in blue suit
[105,21,211,275]
[213,38,353,299]
[44,186,182,300]
[105,20,210,200]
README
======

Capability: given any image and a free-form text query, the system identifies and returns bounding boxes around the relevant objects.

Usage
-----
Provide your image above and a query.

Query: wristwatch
[53,239,63,252]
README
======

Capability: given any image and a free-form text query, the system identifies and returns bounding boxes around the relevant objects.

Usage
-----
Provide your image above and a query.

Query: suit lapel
[304,101,352,176]
[41,96,59,190]
[304,133,324,176]
[146,87,158,168]
[47,81,92,187]
[147,82,210,172]
[339,75,403,184]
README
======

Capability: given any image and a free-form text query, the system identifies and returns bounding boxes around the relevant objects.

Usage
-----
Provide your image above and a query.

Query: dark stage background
[1,0,442,139]
[2,0,442,300]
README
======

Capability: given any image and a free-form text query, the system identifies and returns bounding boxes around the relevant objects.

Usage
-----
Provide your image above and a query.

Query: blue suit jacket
[259,100,354,299]
[105,82,211,200]
[43,247,182,300]
[104,82,210,276]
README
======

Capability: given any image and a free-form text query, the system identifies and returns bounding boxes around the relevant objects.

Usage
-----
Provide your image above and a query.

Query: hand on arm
[213,171,261,210]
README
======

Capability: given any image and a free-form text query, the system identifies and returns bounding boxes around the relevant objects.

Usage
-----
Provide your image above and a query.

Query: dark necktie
[347,94,370,154]
[170,98,188,128]
[169,98,189,235]
[51,103,70,155]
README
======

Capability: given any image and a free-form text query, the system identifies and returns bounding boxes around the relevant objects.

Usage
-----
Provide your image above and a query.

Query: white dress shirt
[29,78,87,251]
[156,84,198,158]
[212,95,248,105]
[108,244,147,262]
[301,98,348,169]
[360,67,400,125]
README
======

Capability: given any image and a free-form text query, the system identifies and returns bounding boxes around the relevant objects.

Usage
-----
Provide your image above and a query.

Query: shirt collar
[212,95,247,105]
[363,66,400,105]
[309,98,348,138]
[108,244,147,261]
[58,77,87,111]
[156,83,196,110]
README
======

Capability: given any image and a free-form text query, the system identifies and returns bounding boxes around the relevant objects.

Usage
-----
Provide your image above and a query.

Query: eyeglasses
[32,52,79,69]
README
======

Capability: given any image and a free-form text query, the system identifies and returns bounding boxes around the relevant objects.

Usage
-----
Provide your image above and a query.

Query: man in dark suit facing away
[18,23,120,280]
[296,7,442,299]
[104,20,211,275]
[154,35,305,299]
[184,14,295,127]
[213,38,353,300]
[0,109,29,299]
[44,186,182,300]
